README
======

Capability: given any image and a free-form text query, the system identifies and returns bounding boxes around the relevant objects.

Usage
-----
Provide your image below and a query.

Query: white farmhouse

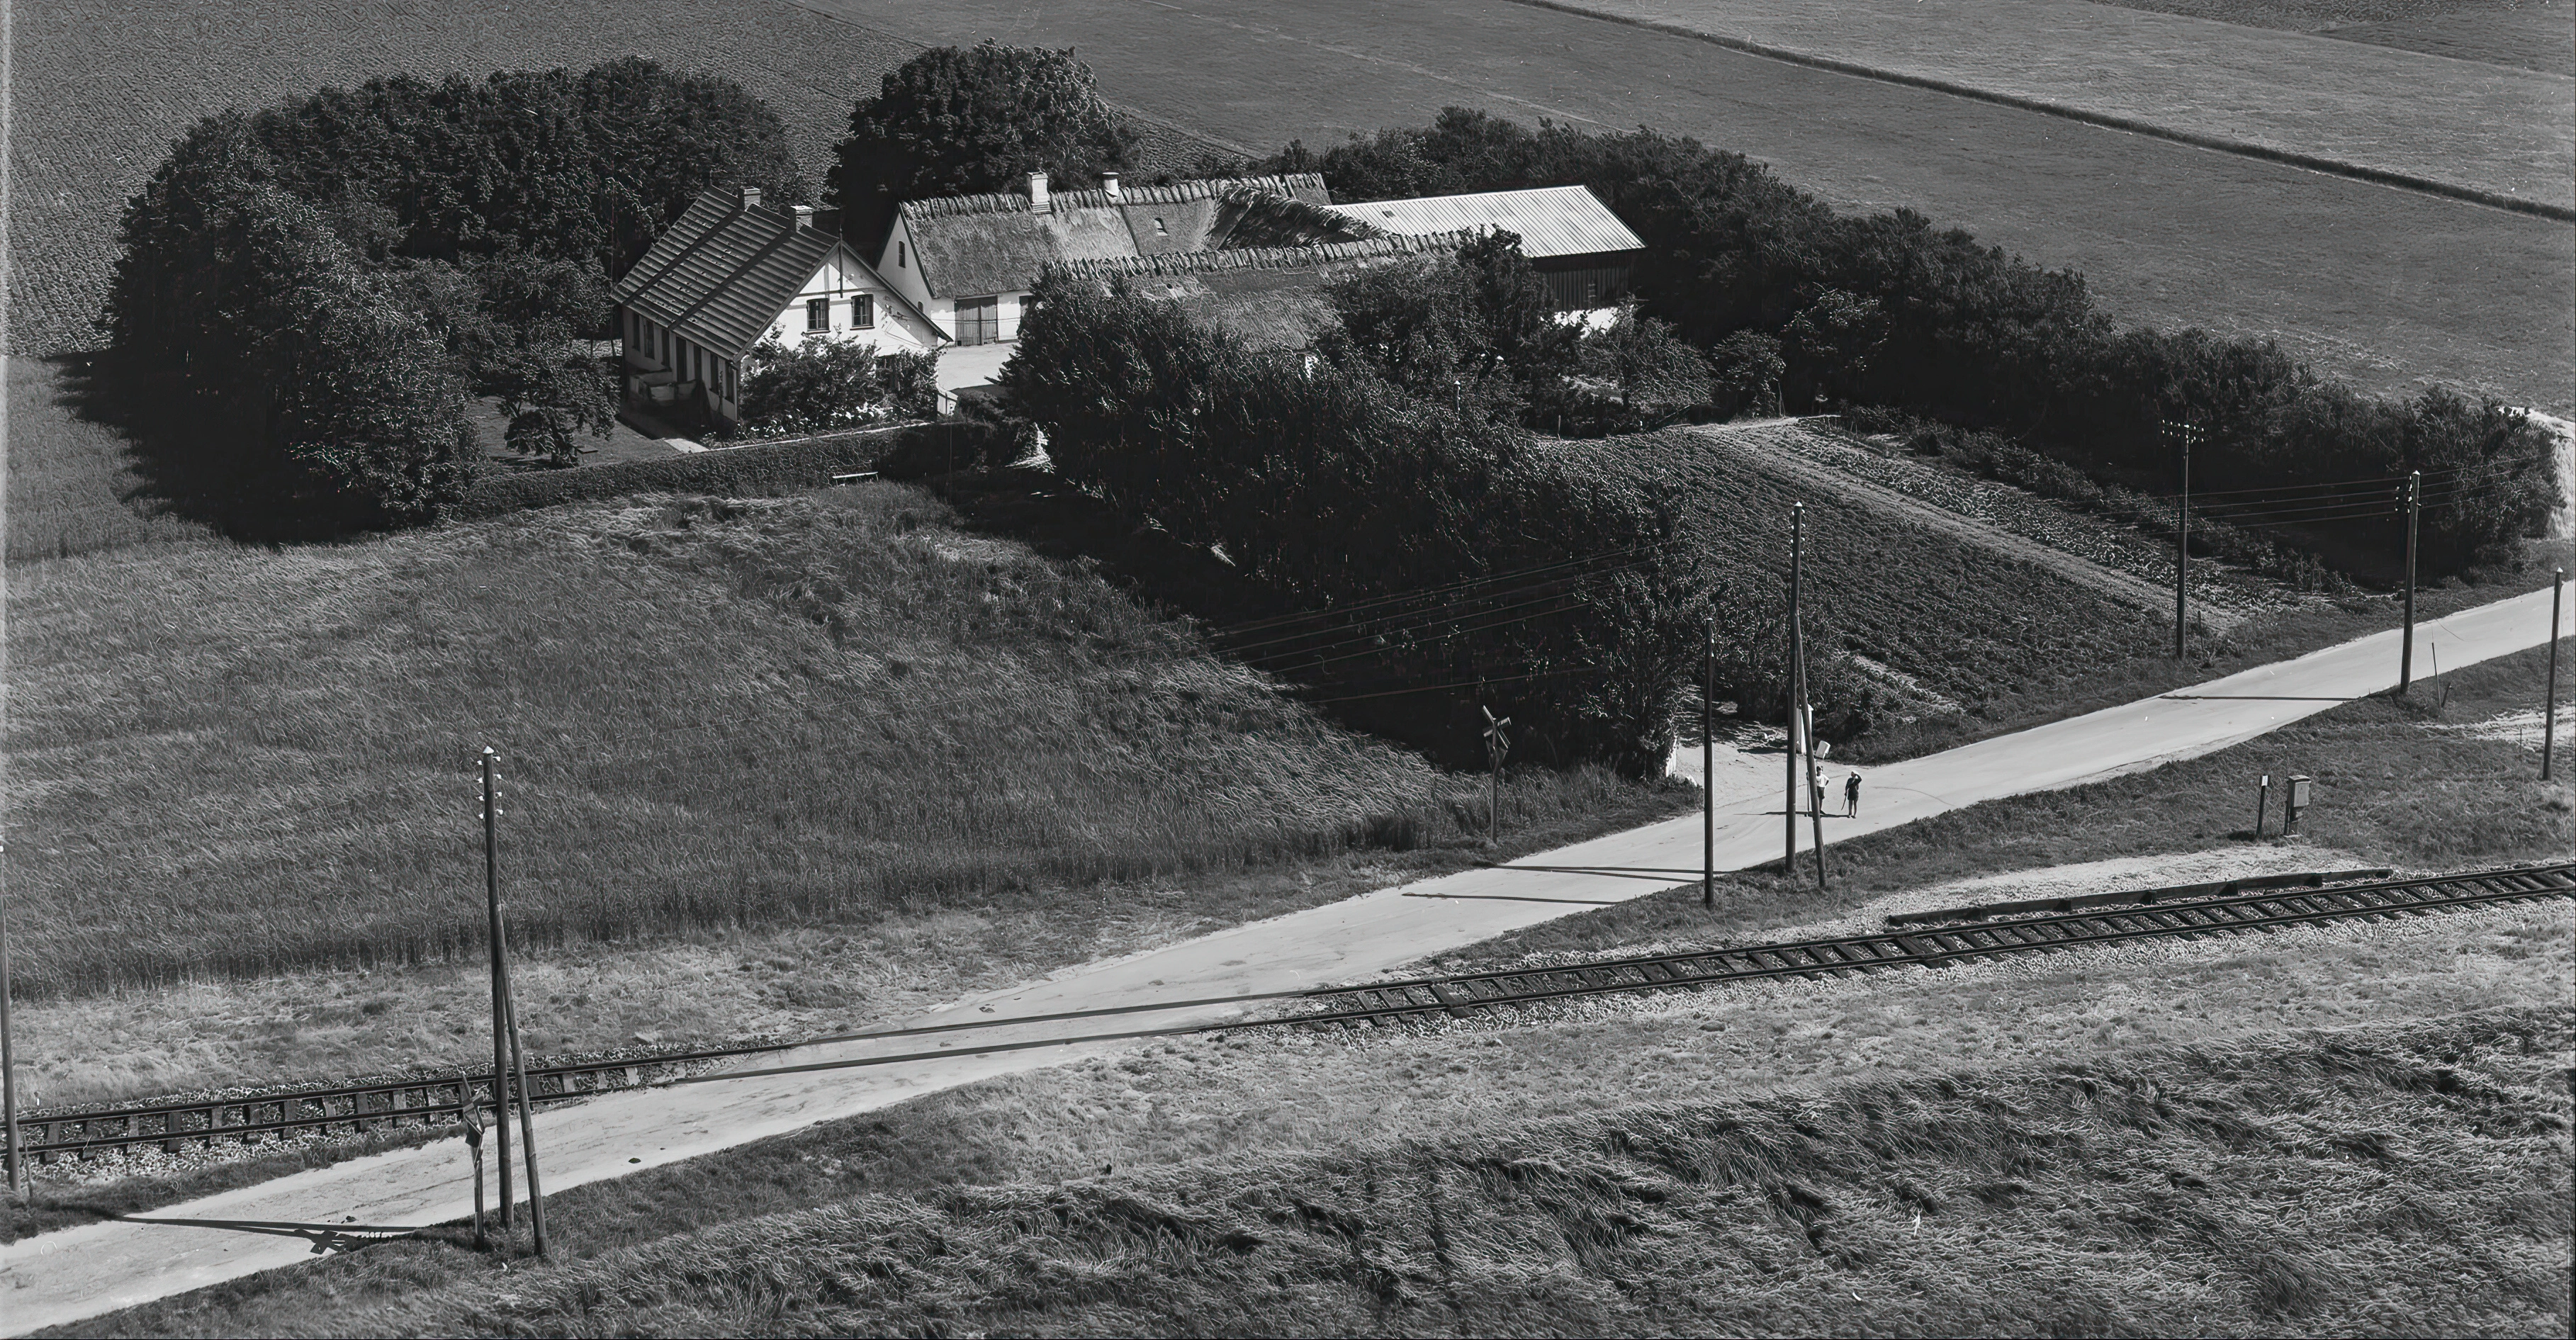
[612,186,946,431]
[874,171,1344,405]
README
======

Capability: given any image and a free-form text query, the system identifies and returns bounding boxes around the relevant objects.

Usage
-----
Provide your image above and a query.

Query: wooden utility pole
[1482,706,1511,850]
[2162,419,2199,658]
[460,1100,488,1249]
[1794,622,1828,894]
[482,748,512,1228]
[1702,616,1716,910]
[500,969,549,1257]
[2,832,20,1200]
[1784,504,1804,874]
[483,748,549,1257]
[2546,567,2565,782]
[2400,471,2422,695]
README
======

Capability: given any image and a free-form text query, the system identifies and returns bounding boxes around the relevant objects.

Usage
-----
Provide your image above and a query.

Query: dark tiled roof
[611,192,939,356]
[899,174,1334,299]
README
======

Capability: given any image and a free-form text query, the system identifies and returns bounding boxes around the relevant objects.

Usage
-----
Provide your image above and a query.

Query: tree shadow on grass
[50,351,274,542]
[52,352,410,546]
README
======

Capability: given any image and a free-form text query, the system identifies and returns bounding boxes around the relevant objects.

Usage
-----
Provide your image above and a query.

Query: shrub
[738,336,884,434]
[449,422,989,518]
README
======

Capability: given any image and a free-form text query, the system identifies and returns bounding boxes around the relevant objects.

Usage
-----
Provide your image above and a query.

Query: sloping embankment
[360,1007,2572,1337]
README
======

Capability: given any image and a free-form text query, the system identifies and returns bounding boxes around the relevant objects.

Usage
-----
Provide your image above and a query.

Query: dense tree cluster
[999,273,1715,774]
[826,43,1136,249]
[1250,110,2560,577]
[104,59,800,531]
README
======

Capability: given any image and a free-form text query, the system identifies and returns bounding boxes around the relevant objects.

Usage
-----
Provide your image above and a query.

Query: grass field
[797,0,2574,416]
[1512,0,2572,208]
[63,1003,2570,1334]
[2,485,1684,1006]
[2104,0,2575,75]
[1,356,218,560]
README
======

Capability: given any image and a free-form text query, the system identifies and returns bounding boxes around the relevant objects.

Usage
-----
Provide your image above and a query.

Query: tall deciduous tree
[825,43,1136,248]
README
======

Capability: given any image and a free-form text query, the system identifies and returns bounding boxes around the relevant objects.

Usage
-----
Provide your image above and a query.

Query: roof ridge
[1047,227,1480,281]
[897,172,1329,220]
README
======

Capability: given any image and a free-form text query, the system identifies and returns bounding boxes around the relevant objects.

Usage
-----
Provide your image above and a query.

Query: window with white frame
[849,293,874,329]
[953,295,1000,345]
[806,298,831,332]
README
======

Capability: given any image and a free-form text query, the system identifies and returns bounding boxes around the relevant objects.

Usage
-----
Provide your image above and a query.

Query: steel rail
[23,863,2568,1159]
[1284,862,2575,1027]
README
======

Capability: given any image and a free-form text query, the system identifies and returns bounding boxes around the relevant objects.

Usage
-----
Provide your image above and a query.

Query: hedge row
[446,421,997,519]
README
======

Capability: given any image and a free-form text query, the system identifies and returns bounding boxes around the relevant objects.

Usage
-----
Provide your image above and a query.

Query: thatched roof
[1050,230,1480,349]
[899,174,1336,299]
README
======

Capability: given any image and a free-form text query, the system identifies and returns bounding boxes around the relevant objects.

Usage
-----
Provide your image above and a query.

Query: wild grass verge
[6,485,1681,998]
[61,1006,2570,1336]
[1472,637,2575,967]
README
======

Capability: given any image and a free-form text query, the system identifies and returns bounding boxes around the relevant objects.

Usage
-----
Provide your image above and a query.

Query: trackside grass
[1470,637,2576,966]
[4,485,1678,1000]
[71,1007,2566,1336]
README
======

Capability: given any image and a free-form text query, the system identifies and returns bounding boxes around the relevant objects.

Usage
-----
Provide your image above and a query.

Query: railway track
[1280,861,2576,1030]
[20,862,2571,1163]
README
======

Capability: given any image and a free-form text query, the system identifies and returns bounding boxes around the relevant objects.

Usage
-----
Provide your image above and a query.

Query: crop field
[1,486,1682,1001]
[2104,0,2575,75]
[0,0,1219,358]
[1780,421,2298,624]
[1558,429,2168,717]
[1510,0,2572,209]
[800,0,2573,415]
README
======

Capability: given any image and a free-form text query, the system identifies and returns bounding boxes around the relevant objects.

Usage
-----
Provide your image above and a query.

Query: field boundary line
[1495,0,2576,224]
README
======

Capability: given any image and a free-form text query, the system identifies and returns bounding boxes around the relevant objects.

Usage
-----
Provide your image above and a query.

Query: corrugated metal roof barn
[1325,185,1643,260]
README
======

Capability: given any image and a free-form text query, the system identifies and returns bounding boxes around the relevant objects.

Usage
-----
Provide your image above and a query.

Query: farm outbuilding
[611,187,945,431]
[1324,185,1644,316]
[874,171,1344,405]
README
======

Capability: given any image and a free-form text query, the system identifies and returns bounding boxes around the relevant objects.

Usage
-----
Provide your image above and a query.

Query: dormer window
[1153,217,1167,236]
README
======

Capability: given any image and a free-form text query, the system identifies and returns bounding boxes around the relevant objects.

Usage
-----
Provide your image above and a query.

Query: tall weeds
[8,486,1653,997]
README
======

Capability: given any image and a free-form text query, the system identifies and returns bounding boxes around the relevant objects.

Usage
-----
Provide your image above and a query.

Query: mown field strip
[1504,0,2575,212]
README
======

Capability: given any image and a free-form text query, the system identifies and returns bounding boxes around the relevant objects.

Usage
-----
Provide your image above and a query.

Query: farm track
[25,863,2568,1162]
[1692,422,2229,628]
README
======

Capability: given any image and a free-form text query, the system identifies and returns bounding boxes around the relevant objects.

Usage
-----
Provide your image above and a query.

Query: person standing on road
[1844,771,1862,818]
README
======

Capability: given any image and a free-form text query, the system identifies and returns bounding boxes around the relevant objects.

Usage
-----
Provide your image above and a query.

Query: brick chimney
[1101,171,1122,202]
[1027,170,1050,215]
[740,186,763,210]
[791,204,814,229]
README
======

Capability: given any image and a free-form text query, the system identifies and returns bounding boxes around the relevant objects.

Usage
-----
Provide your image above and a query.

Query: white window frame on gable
[850,293,875,330]
[806,298,831,332]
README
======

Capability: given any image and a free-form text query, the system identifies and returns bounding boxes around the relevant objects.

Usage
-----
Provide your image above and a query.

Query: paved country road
[6,582,2570,1333]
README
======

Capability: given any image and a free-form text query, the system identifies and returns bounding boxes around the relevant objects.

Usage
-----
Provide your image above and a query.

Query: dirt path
[6,584,2567,1334]
[1688,422,2231,629]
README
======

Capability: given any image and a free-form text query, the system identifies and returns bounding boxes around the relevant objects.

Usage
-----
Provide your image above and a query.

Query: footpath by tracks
[27,862,2570,1165]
